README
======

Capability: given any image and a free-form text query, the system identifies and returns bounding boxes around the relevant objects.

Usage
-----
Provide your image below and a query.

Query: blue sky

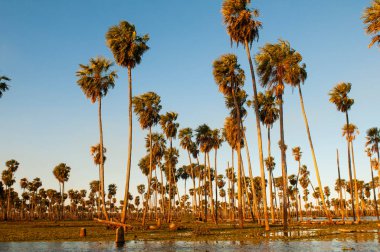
[1,0,379,202]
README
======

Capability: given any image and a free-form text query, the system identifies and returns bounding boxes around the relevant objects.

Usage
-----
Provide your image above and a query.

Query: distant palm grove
[1,0,380,231]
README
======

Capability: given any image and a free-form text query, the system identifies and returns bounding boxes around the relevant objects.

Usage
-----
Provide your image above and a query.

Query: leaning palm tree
[329,82,356,220]
[76,56,117,221]
[213,54,246,228]
[0,76,11,98]
[256,40,306,228]
[362,0,380,48]
[221,0,270,231]
[132,91,162,226]
[160,112,179,222]
[53,163,71,220]
[106,21,149,224]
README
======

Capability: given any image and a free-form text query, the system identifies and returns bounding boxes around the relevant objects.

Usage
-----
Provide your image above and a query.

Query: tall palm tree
[213,54,246,227]
[106,21,149,224]
[211,128,224,223]
[253,91,279,223]
[76,57,116,221]
[365,147,379,220]
[132,91,161,226]
[362,0,380,48]
[160,112,179,222]
[366,127,380,163]
[0,76,11,98]
[292,146,302,221]
[221,0,270,231]
[195,124,215,223]
[342,123,361,221]
[178,128,197,212]
[2,160,19,220]
[53,163,71,220]
[329,82,356,220]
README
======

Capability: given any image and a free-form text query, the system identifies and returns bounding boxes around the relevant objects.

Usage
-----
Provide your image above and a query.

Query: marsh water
[1,232,380,252]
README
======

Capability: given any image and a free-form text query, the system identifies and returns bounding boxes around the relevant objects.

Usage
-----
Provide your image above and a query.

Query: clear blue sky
[1,0,379,202]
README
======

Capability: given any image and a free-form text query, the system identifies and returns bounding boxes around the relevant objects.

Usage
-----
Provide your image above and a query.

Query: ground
[0,219,379,242]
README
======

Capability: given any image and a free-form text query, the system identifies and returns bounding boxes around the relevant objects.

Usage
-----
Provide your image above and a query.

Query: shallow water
[1,233,380,252]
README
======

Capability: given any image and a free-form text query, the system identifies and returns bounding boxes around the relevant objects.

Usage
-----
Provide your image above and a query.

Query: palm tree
[256,40,301,228]
[195,124,215,223]
[106,21,149,224]
[329,82,356,220]
[366,127,380,220]
[2,160,19,220]
[211,128,223,223]
[362,0,380,48]
[160,112,179,222]
[221,0,270,231]
[342,123,361,221]
[53,163,71,220]
[132,91,161,226]
[292,146,302,221]
[213,54,246,227]
[76,56,116,221]
[253,91,279,223]
[178,128,197,213]
[0,76,11,98]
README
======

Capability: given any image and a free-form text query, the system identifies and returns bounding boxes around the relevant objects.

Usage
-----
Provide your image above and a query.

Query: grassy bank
[0,219,379,242]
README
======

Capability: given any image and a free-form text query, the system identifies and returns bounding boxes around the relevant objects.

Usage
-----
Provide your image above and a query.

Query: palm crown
[132,91,162,129]
[362,0,380,48]
[106,21,149,69]
[0,76,11,98]
[328,82,354,112]
[76,57,117,103]
[366,127,380,154]
[221,0,262,47]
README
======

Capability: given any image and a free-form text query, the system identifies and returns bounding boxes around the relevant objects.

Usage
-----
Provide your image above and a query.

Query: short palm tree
[362,0,380,48]
[106,20,149,224]
[366,127,380,161]
[76,56,116,221]
[53,163,71,220]
[211,128,224,223]
[221,0,270,230]
[132,91,162,226]
[0,76,11,98]
[213,54,247,228]
[329,82,356,220]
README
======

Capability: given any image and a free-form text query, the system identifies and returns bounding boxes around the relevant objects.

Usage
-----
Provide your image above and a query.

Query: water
[1,233,379,252]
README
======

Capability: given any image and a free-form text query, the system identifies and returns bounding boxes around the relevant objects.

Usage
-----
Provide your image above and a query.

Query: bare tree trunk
[121,67,133,223]
[368,155,379,220]
[244,40,270,231]
[337,149,345,221]
[350,142,360,222]
[345,111,356,221]
[142,127,153,226]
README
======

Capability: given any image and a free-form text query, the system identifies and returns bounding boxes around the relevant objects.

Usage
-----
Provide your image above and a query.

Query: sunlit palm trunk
[298,85,330,220]
[244,40,270,230]
[267,127,275,223]
[187,150,197,215]
[142,127,153,226]
[368,155,379,220]
[278,95,288,229]
[336,149,345,221]
[122,67,133,223]
[159,162,165,221]
[242,131,260,222]
[350,142,360,221]
[345,111,356,221]
[98,98,109,221]
[206,153,216,223]
[214,148,219,223]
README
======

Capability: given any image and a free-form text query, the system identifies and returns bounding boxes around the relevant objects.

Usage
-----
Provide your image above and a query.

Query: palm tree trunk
[98,98,109,221]
[267,127,275,224]
[62,182,65,220]
[278,95,288,229]
[244,40,270,231]
[350,141,360,221]
[242,130,260,222]
[214,148,218,223]
[121,67,133,223]
[345,111,356,221]
[369,155,379,220]
[231,89,243,228]
[337,149,345,221]
[142,127,153,226]
[298,85,330,220]
[187,151,197,214]
[206,153,215,223]
[203,153,207,222]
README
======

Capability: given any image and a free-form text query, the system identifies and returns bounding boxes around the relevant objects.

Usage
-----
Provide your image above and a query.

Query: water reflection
[0,233,379,252]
